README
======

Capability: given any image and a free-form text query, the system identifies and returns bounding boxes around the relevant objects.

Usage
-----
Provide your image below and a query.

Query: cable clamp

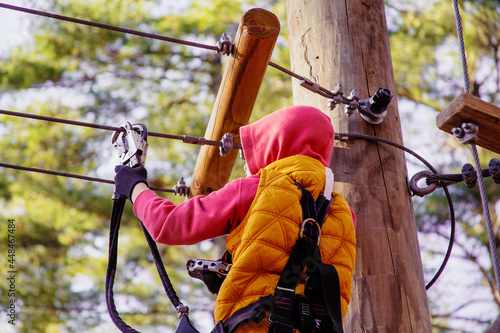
[173,177,189,196]
[461,163,477,188]
[220,132,234,157]
[344,89,360,117]
[299,77,320,93]
[328,84,345,110]
[489,158,500,184]
[216,33,234,56]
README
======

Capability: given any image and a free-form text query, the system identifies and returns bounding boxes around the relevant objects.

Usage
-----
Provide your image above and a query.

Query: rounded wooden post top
[240,8,280,38]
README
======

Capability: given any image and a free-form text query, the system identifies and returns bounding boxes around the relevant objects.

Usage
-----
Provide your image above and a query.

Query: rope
[0,3,335,100]
[0,162,174,193]
[452,0,500,291]
[0,109,241,150]
[335,132,455,290]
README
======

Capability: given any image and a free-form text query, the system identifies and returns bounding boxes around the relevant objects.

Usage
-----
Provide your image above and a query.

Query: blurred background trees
[0,0,498,332]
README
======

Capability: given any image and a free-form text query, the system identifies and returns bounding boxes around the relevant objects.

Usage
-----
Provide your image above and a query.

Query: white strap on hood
[324,167,334,201]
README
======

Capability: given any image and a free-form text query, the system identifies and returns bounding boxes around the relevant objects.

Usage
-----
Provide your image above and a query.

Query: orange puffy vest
[214,155,356,331]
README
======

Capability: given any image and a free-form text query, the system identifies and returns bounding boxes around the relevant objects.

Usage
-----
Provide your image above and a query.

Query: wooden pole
[286,0,432,331]
[189,8,280,197]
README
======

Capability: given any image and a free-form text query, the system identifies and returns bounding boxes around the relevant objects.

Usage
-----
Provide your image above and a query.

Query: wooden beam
[437,92,500,154]
[286,0,432,331]
[189,8,280,197]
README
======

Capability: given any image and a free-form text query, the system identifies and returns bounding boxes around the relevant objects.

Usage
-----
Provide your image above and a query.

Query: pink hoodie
[134,105,352,245]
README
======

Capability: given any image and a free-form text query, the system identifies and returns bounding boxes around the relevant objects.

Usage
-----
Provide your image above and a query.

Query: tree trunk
[286,0,432,331]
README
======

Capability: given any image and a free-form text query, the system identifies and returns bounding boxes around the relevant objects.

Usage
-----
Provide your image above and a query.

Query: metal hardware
[173,177,189,196]
[328,84,344,110]
[489,158,500,184]
[461,163,477,188]
[452,122,479,144]
[176,304,190,318]
[409,170,438,197]
[220,132,234,157]
[186,259,231,280]
[299,218,321,245]
[300,77,320,93]
[344,89,360,117]
[216,33,234,56]
[328,84,393,124]
[111,122,148,168]
[358,87,393,124]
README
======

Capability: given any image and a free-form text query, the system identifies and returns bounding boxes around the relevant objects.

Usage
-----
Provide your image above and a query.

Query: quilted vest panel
[214,156,356,329]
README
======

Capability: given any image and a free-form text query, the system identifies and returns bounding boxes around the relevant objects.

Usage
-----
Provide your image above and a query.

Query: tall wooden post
[286,0,432,332]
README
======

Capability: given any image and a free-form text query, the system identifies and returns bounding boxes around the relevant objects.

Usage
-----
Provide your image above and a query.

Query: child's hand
[114,165,149,202]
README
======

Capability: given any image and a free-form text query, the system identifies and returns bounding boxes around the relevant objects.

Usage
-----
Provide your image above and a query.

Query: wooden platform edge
[436,92,500,154]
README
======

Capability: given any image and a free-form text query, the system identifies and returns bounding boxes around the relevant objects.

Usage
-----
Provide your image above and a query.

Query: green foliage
[389,0,500,329]
[0,0,291,332]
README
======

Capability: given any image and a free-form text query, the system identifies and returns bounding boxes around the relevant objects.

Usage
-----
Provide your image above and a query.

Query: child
[114,105,356,332]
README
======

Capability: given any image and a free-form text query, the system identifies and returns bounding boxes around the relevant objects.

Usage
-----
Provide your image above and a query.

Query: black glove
[114,165,149,202]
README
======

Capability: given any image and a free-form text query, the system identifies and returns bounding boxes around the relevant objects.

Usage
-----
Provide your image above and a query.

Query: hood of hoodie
[240,105,334,175]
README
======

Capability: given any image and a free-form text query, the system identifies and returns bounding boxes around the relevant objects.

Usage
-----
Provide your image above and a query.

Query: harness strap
[106,197,195,333]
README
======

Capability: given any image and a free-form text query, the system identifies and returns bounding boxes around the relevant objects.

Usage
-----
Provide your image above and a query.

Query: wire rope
[0,109,241,149]
[336,132,456,290]
[452,0,500,290]
[0,2,335,100]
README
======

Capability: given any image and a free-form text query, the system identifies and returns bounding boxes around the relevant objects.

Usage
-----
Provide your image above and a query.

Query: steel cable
[452,0,500,290]
[336,132,455,290]
[0,109,241,149]
[0,2,335,100]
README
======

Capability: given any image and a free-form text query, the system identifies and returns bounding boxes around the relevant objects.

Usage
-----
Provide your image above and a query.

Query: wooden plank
[189,8,280,197]
[437,92,500,154]
[286,0,432,331]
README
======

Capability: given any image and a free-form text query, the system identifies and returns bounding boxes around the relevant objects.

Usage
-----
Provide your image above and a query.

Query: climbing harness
[189,168,344,333]
[107,122,196,333]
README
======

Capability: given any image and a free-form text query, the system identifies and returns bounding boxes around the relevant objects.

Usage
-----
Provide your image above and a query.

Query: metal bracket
[452,122,479,144]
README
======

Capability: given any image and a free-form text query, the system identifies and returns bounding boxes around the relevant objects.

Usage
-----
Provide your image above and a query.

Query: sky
[0,1,28,56]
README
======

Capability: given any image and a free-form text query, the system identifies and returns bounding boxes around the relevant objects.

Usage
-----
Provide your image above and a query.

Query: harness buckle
[267,313,296,332]
[299,218,321,245]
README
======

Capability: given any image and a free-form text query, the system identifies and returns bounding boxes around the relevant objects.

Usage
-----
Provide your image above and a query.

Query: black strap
[106,198,140,333]
[267,182,340,333]
[106,197,198,333]
[176,314,201,333]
